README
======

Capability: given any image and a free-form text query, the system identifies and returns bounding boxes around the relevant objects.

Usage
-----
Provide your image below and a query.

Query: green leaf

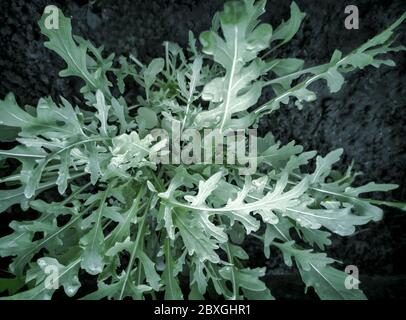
[366,199,406,211]
[39,8,111,94]
[192,259,208,295]
[111,97,134,134]
[264,217,292,258]
[0,179,63,214]
[195,0,271,131]
[0,277,25,295]
[219,266,269,297]
[36,257,81,297]
[189,283,205,300]
[357,11,406,53]
[285,200,373,236]
[274,241,366,300]
[184,171,223,206]
[162,241,183,300]
[310,149,343,184]
[137,251,161,291]
[0,93,35,127]
[144,58,165,92]
[258,12,405,116]
[272,58,304,76]
[271,2,305,46]
[94,90,111,136]
[80,190,110,275]
[309,180,398,223]
[136,107,158,132]
[82,272,151,300]
[258,134,304,168]
[174,210,222,264]
[56,150,71,194]
[300,266,367,300]
[243,287,274,300]
[299,228,332,250]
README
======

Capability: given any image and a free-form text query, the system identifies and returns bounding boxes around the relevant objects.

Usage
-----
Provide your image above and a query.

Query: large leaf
[39,8,113,95]
[194,0,272,131]
[275,241,366,300]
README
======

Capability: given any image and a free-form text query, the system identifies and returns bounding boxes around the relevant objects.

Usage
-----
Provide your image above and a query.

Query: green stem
[119,186,149,300]
[255,55,350,115]
[60,181,92,206]
[218,216,237,300]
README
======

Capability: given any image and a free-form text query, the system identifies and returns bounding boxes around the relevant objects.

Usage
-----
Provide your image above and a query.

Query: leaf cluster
[0,1,405,300]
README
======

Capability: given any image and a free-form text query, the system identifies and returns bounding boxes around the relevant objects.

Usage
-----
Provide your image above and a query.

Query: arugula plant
[0,0,405,300]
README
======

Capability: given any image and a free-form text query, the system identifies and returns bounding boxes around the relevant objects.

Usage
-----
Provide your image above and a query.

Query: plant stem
[218,216,237,300]
[119,186,149,300]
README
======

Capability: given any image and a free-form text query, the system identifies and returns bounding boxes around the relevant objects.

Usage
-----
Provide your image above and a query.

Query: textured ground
[0,0,405,299]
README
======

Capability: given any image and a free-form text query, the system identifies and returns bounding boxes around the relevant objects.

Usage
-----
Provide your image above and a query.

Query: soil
[0,0,405,299]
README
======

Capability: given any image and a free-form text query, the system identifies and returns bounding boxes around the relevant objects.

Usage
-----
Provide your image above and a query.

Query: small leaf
[271,2,306,46]
[144,58,165,90]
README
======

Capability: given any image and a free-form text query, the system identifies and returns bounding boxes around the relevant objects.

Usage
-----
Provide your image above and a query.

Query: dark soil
[0,0,405,299]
